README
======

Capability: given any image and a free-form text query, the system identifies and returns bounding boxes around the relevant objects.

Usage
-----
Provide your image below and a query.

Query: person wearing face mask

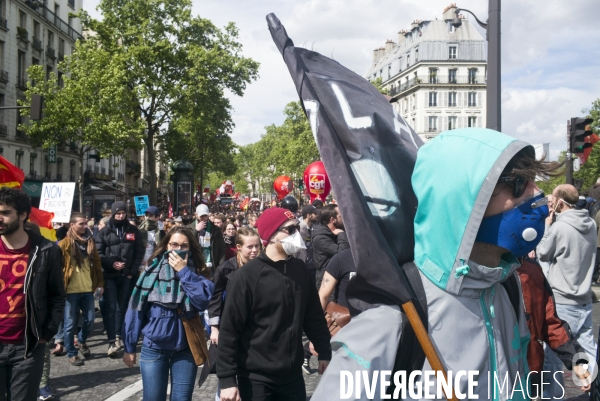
[538,185,598,369]
[122,226,214,401]
[217,208,331,401]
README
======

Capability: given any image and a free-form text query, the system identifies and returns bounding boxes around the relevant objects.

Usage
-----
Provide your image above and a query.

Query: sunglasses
[498,176,528,198]
[279,224,299,235]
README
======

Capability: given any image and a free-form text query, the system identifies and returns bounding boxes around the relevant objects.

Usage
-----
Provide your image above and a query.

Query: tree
[80,0,259,205]
[20,42,144,211]
[371,77,389,95]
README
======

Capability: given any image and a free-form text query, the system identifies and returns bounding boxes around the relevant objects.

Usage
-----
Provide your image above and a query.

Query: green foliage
[79,0,259,203]
[20,41,145,209]
[371,77,388,95]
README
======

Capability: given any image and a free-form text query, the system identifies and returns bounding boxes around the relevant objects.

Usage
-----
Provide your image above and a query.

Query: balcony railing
[468,102,477,107]
[23,4,83,41]
[15,129,27,140]
[388,75,485,97]
[0,125,7,137]
[0,17,7,30]
[46,47,56,58]
[17,27,29,41]
[0,70,8,83]
[16,77,28,90]
[58,52,64,62]
[32,36,43,50]
[428,128,438,132]
[29,171,38,179]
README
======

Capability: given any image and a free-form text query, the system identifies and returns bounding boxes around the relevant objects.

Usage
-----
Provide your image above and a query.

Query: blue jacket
[122,266,214,353]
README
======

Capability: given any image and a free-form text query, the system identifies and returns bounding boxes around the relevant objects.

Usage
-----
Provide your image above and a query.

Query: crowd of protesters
[4,162,600,401]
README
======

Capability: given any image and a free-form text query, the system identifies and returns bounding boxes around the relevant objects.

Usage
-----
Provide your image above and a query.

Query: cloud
[82,0,600,155]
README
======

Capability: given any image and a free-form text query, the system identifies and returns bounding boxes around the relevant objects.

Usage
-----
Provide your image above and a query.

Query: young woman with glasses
[121,226,214,401]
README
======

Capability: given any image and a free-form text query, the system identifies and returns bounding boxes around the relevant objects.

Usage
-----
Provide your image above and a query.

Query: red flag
[168,202,173,218]
[579,133,599,164]
[0,155,25,188]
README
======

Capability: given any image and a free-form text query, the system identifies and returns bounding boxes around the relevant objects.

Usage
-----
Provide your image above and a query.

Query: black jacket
[96,223,145,278]
[311,223,349,271]
[217,253,332,389]
[23,230,66,355]
[186,220,226,275]
[207,257,239,326]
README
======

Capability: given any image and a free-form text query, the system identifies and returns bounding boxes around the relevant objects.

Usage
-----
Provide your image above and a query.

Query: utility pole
[487,0,501,132]
[566,119,573,185]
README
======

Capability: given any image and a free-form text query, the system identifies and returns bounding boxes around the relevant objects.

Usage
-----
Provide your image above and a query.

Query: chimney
[443,3,457,20]
[397,31,406,46]
[385,39,395,53]
[373,48,380,62]
[411,20,419,29]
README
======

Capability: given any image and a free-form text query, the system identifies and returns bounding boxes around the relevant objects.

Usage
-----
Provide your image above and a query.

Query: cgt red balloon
[303,161,331,202]
[273,175,293,200]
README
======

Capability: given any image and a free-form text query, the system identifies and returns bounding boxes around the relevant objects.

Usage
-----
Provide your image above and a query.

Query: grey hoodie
[538,208,597,305]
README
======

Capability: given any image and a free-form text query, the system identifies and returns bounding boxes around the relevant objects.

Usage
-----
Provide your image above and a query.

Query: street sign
[39,182,76,223]
[134,195,149,216]
[48,145,56,163]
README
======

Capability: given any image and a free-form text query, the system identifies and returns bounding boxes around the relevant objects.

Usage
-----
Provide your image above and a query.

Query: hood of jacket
[311,222,335,239]
[411,128,534,296]
[556,208,596,234]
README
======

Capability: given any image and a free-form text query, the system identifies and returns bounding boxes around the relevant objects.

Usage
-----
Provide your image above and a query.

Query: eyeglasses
[168,242,189,250]
[279,224,299,235]
[498,175,528,198]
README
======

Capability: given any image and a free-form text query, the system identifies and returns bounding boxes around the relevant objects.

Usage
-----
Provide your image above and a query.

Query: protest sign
[40,182,76,223]
[134,196,149,216]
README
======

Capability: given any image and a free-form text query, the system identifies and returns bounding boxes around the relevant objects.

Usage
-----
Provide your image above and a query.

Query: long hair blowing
[149,226,210,279]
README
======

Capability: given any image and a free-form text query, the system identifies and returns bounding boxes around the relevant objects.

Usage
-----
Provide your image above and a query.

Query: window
[429,68,438,84]
[59,38,65,57]
[0,0,5,19]
[19,11,26,28]
[448,92,457,107]
[468,92,477,107]
[448,116,457,130]
[449,46,457,60]
[468,68,477,84]
[47,31,54,48]
[68,16,73,27]
[17,51,26,80]
[448,69,457,83]
[412,94,416,110]
[448,21,455,33]
[33,20,40,39]
[428,116,437,132]
[429,92,437,107]
[0,94,4,124]
[468,116,477,127]
[415,47,419,62]
[406,54,410,67]
[0,41,4,69]
[388,64,392,78]
[32,57,39,65]
[70,162,74,179]
[46,65,52,80]
[57,71,63,88]
[398,56,402,72]
[15,152,22,168]
[379,69,383,78]
[29,154,35,175]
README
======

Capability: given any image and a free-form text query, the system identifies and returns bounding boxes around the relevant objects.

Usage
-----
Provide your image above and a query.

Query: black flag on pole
[267,14,425,312]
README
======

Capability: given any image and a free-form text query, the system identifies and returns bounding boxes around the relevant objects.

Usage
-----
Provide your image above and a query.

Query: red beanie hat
[255,207,296,246]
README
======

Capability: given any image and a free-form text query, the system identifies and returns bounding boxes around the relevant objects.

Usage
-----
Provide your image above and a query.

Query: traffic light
[30,94,44,121]
[571,117,594,154]
[298,178,304,190]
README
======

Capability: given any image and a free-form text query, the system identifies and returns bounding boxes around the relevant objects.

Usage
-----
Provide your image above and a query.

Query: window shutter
[478,116,482,128]
[425,116,429,131]
[442,116,447,131]
[425,92,429,108]
[443,92,448,107]
[457,116,463,128]
[478,92,482,107]
[457,92,462,107]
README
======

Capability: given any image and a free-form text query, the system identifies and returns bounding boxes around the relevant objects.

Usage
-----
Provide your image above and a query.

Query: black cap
[301,205,317,218]
[111,201,127,215]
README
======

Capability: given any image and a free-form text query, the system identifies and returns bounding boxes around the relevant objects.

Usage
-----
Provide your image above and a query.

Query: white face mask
[278,230,306,256]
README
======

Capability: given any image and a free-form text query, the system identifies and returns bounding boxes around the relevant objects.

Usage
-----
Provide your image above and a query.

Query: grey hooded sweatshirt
[538,208,597,305]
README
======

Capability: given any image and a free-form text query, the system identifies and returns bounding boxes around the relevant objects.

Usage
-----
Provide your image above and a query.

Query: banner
[0,155,25,188]
[134,195,150,216]
[40,182,76,223]
[268,14,424,312]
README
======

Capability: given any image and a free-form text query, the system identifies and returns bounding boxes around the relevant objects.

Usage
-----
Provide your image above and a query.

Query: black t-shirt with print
[325,249,356,308]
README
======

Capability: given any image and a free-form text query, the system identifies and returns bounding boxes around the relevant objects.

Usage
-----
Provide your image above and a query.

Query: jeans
[139,346,197,401]
[543,302,596,400]
[100,276,131,342]
[0,343,45,401]
[64,292,96,358]
[54,320,64,344]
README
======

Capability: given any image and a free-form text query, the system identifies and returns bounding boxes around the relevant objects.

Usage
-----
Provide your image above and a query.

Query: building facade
[365,4,487,141]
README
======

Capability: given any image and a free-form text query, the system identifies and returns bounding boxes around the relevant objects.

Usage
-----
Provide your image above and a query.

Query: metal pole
[486,0,501,132]
[566,119,573,185]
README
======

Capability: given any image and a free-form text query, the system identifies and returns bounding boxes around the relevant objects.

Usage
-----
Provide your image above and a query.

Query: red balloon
[303,161,331,202]
[273,175,293,200]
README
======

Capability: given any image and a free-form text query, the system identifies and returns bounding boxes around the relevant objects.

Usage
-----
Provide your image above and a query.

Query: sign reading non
[134,196,149,216]
[40,182,76,223]
[48,145,56,163]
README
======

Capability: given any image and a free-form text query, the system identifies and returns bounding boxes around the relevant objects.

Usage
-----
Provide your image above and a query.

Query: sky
[82,0,600,159]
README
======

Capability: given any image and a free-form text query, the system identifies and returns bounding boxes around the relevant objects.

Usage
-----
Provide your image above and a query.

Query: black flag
[267,14,425,312]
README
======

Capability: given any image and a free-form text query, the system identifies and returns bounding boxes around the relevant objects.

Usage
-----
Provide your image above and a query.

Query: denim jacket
[122,266,214,353]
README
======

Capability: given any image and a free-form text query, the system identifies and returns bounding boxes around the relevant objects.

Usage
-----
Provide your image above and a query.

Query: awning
[22,181,43,197]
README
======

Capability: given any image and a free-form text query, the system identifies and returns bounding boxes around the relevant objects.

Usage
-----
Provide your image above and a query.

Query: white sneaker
[107,343,118,357]
[115,338,123,349]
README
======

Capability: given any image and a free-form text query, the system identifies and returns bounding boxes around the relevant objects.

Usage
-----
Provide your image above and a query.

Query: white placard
[40,182,76,223]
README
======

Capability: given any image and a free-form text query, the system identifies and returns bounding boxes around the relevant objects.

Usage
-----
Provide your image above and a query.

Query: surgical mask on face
[475,193,549,259]
[553,200,564,215]
[278,231,306,256]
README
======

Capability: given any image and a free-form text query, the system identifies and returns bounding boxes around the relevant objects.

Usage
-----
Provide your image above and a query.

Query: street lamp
[452,0,501,132]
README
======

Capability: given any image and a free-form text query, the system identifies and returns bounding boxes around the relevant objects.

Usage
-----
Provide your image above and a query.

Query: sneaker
[302,356,312,375]
[77,342,91,357]
[115,337,123,349]
[38,385,54,400]
[51,343,66,357]
[69,355,84,366]
[107,343,118,357]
